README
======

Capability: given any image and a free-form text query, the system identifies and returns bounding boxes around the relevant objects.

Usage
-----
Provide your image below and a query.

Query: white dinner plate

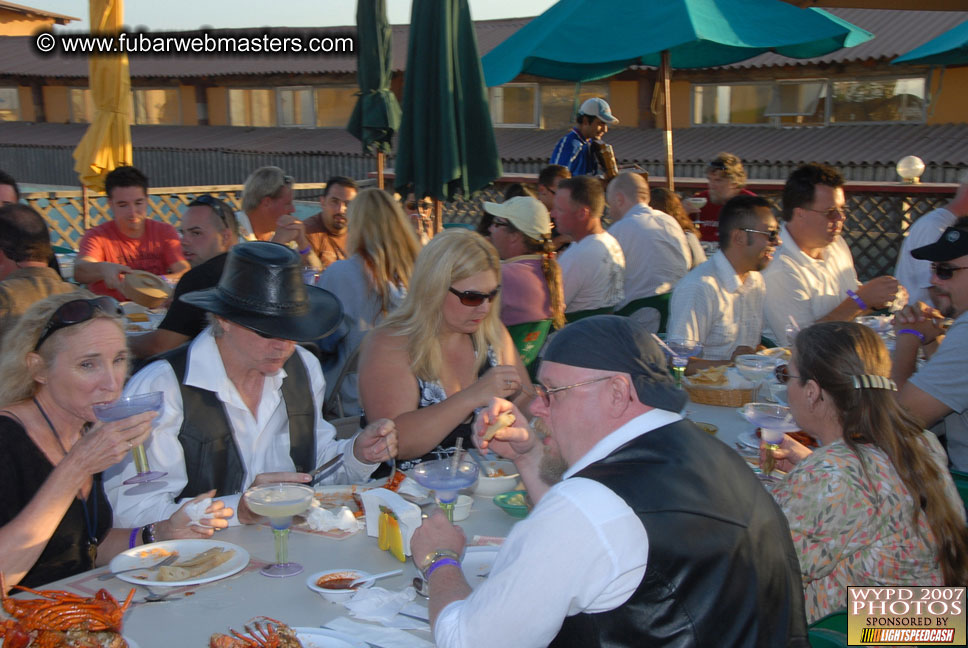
[736,430,760,449]
[461,545,499,588]
[292,628,368,648]
[108,539,249,588]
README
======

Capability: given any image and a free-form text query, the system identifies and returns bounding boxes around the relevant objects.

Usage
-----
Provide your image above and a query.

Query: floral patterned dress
[770,433,962,623]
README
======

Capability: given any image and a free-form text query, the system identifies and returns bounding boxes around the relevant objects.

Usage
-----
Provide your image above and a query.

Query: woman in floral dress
[768,321,968,622]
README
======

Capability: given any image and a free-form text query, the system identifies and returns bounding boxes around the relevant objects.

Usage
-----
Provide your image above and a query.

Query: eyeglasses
[931,263,968,281]
[707,160,729,171]
[534,376,611,407]
[406,200,433,212]
[35,297,123,350]
[742,228,780,244]
[448,286,501,307]
[774,364,803,385]
[801,206,846,220]
[190,194,233,229]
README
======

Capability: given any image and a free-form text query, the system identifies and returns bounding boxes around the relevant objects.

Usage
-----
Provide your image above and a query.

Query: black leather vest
[159,343,317,500]
[550,419,810,648]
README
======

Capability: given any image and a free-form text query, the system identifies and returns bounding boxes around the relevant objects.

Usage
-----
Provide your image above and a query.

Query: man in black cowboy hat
[105,241,397,528]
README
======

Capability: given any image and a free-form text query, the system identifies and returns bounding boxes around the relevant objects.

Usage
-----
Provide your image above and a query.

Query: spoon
[349,568,403,588]
[140,585,178,603]
[467,449,496,477]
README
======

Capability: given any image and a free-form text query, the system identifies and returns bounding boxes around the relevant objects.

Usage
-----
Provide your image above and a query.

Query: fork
[99,554,177,580]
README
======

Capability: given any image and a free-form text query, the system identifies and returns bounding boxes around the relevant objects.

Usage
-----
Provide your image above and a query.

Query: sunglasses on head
[190,194,233,229]
[932,262,968,281]
[406,200,433,211]
[35,297,123,350]
[448,286,501,307]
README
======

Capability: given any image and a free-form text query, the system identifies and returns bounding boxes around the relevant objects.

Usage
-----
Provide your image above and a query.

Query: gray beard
[538,447,569,486]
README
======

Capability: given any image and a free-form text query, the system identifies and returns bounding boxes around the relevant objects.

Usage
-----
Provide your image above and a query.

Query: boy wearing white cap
[550,97,619,176]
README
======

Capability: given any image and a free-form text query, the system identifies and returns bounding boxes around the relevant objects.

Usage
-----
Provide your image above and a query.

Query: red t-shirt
[78,219,185,300]
[693,188,758,243]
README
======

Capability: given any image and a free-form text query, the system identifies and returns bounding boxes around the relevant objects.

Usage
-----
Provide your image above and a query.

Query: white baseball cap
[483,196,552,241]
[579,97,619,124]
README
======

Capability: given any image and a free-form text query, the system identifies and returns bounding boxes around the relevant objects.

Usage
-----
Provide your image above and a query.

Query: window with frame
[133,88,180,125]
[540,83,609,130]
[0,88,19,121]
[228,88,275,127]
[489,84,538,127]
[314,87,357,128]
[693,84,771,125]
[279,87,315,127]
[830,78,925,124]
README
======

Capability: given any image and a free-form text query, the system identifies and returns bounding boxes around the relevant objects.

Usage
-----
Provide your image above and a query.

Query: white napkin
[183,497,213,528]
[305,503,361,533]
[325,617,434,648]
[395,476,430,499]
[343,586,422,626]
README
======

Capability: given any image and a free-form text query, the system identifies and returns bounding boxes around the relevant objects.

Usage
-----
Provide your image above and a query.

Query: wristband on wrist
[141,523,156,546]
[129,527,139,549]
[298,245,312,255]
[846,289,868,311]
[898,328,927,344]
[423,557,460,580]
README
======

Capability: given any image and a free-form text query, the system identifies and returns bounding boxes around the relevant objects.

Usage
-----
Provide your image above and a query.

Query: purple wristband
[129,527,139,549]
[424,557,460,579]
[898,328,927,344]
[298,245,312,255]
[846,289,868,310]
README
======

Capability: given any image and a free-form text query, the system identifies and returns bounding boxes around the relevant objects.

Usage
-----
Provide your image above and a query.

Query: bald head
[606,173,650,220]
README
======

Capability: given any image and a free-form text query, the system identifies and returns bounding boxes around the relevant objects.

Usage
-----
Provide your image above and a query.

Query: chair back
[565,306,614,324]
[615,293,671,334]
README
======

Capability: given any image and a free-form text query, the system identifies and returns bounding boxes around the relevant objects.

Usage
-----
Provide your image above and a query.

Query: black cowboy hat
[180,241,342,341]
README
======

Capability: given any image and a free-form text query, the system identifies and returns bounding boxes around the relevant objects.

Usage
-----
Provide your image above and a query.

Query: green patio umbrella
[395,0,502,202]
[482,0,872,189]
[347,0,402,189]
[892,19,968,66]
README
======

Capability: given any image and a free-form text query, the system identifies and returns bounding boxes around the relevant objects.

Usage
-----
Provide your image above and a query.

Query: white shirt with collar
[608,203,691,309]
[433,409,683,648]
[557,231,626,312]
[668,250,765,360]
[761,223,859,345]
[104,326,376,527]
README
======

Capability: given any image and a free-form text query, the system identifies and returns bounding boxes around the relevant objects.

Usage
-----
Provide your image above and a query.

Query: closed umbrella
[71,0,132,192]
[892,19,968,66]
[347,0,402,189]
[394,0,502,205]
[482,0,872,189]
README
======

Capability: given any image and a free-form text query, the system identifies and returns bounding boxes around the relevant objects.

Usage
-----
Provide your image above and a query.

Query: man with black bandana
[411,315,809,648]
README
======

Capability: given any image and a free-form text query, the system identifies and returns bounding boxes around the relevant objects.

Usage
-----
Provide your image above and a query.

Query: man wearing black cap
[893,219,968,471]
[411,316,809,648]
[105,241,397,528]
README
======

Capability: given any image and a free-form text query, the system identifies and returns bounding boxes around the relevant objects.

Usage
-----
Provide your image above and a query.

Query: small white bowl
[452,495,473,521]
[306,569,373,603]
[472,460,519,496]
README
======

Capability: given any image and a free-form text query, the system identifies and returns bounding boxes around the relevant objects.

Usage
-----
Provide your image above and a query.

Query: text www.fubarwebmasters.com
[33,30,355,56]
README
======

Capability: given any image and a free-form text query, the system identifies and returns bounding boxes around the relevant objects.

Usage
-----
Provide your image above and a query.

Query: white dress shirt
[668,251,765,360]
[104,327,376,527]
[761,223,859,345]
[557,232,625,312]
[609,203,690,308]
[433,409,683,648]
[895,207,956,307]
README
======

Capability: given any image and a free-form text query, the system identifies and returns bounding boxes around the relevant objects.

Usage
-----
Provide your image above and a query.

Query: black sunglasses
[35,297,123,350]
[406,200,433,211]
[774,363,803,385]
[932,263,968,281]
[448,286,501,307]
[742,227,780,244]
[190,194,234,229]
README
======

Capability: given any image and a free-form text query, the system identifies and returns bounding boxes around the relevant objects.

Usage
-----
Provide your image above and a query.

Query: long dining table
[23,399,758,647]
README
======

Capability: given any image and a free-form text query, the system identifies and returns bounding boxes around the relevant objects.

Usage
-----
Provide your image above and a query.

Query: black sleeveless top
[0,416,112,587]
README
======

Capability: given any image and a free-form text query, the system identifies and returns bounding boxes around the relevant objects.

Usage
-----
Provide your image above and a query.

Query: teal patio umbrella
[347,0,402,189]
[395,0,502,204]
[892,19,968,65]
[482,0,872,189]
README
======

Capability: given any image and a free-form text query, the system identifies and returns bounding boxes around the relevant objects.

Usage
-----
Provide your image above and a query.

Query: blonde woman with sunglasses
[358,230,532,470]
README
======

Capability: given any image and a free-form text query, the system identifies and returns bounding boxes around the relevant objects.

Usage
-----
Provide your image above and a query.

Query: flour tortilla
[157,547,235,582]
[483,413,515,441]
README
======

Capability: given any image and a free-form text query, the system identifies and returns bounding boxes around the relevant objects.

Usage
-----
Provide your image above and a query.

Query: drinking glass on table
[243,483,315,577]
[93,391,166,485]
[663,337,703,389]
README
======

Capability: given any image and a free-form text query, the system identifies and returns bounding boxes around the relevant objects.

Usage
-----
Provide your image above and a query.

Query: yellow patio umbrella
[71,0,132,192]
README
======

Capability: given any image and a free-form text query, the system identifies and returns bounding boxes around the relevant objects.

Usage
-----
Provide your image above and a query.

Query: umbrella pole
[81,184,90,230]
[661,50,674,192]
[377,152,385,190]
